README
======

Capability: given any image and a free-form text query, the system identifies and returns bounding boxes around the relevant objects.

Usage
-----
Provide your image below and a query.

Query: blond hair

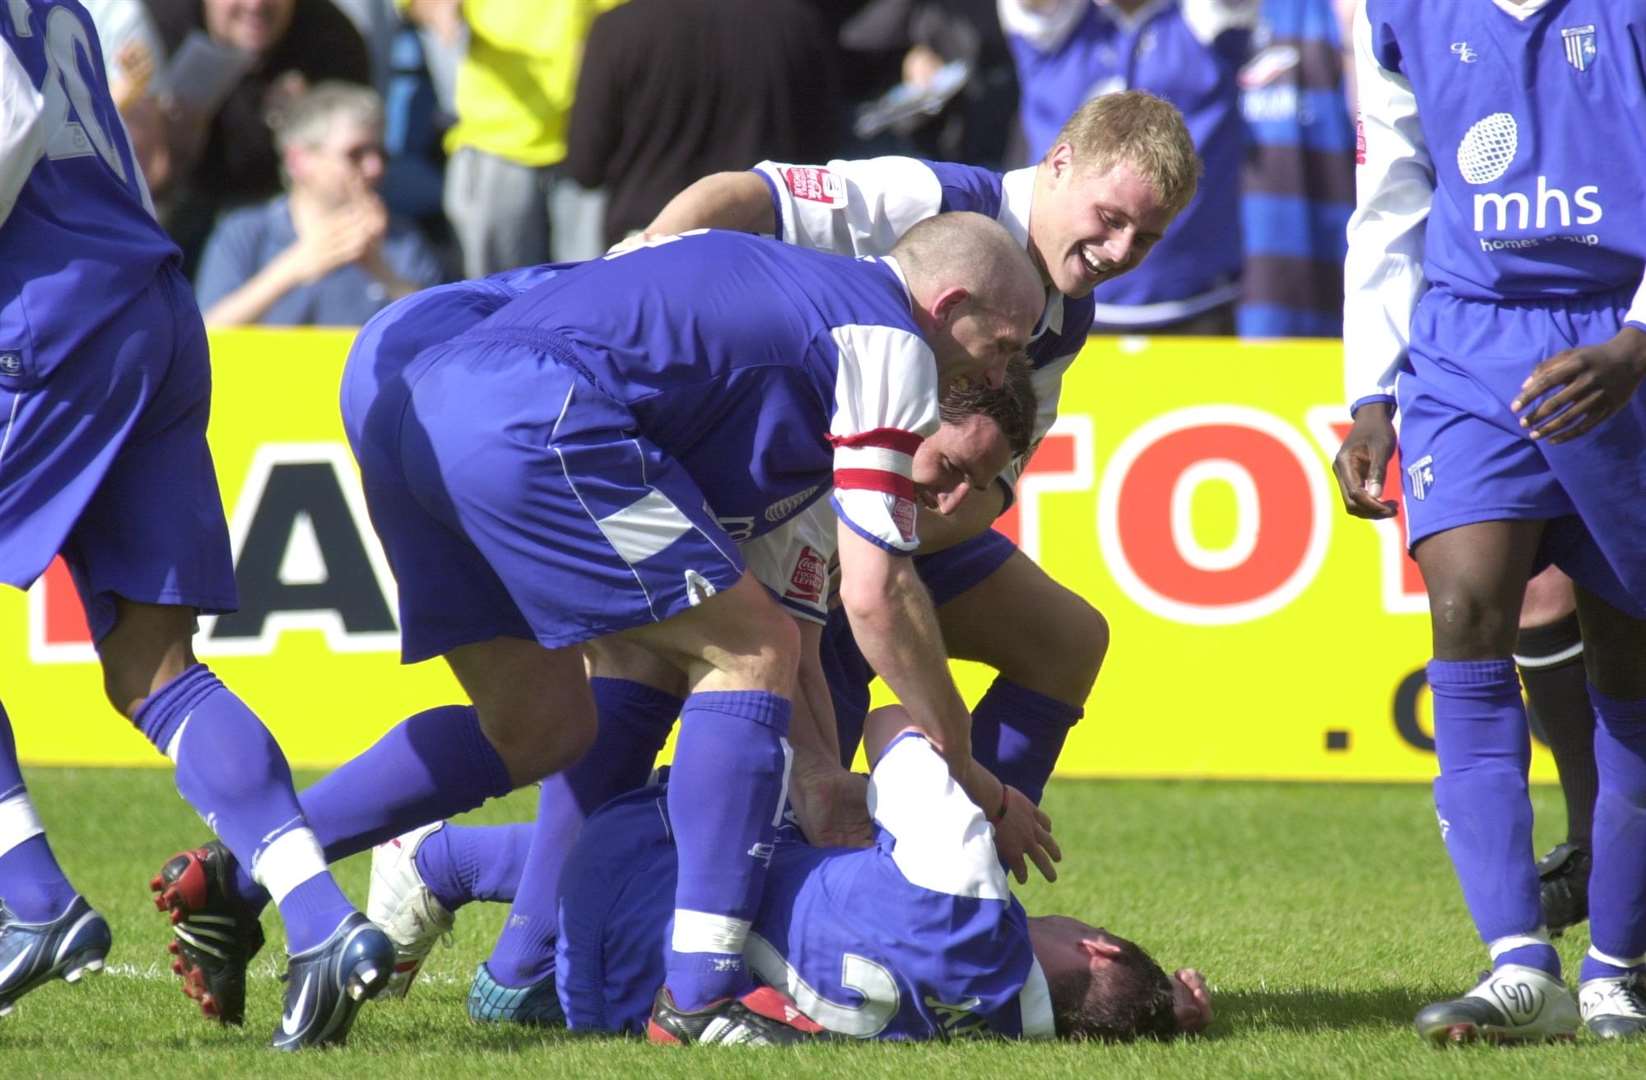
[271,81,383,153]
[1049,91,1200,216]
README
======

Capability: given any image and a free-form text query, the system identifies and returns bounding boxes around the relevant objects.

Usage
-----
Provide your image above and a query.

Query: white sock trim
[1488,930,1552,961]
[0,791,45,859]
[252,826,328,905]
[1512,641,1585,669]
[163,716,191,763]
[672,909,752,955]
[1588,944,1646,970]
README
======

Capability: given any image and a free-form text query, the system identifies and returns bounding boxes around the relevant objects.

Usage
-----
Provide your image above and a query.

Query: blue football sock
[414,823,533,911]
[1428,659,1558,976]
[970,677,1082,805]
[1579,685,1646,983]
[228,704,515,909]
[0,701,77,921]
[141,665,352,953]
[664,691,792,1011]
[485,678,679,987]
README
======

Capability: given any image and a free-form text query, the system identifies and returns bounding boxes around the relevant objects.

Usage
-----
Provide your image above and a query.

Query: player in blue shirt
[1334,0,1646,1044]
[0,0,392,1048]
[153,217,1051,1045]
[632,90,1197,828]
[371,704,1214,1043]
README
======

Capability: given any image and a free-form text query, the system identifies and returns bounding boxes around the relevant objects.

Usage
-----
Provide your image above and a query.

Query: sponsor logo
[1450,41,1477,64]
[764,484,819,523]
[1490,978,1545,1022]
[684,569,717,606]
[1406,455,1434,502]
[891,496,917,543]
[1562,24,1597,72]
[281,975,313,1036]
[1458,112,1602,240]
[784,546,826,604]
[782,166,846,208]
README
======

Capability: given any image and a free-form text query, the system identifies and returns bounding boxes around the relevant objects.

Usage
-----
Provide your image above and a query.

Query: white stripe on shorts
[597,489,695,567]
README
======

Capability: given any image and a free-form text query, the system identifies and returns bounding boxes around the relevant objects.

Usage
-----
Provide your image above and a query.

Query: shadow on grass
[1215,984,1454,1034]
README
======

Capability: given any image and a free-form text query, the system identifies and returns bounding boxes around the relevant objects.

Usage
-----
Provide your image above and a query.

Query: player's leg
[1569,587,1646,1038]
[1515,567,1596,935]
[1410,519,1579,1043]
[0,698,111,1017]
[619,573,823,1043]
[476,637,680,1014]
[933,541,1108,804]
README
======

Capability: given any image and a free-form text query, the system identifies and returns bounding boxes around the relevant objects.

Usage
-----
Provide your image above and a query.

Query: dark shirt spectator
[194,82,443,326]
[564,0,843,247]
[144,0,372,268]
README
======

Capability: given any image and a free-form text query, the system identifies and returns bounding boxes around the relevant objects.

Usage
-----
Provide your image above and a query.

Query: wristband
[988,784,1010,824]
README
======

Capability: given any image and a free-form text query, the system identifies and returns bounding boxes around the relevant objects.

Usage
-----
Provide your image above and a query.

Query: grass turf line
[2,768,1643,1077]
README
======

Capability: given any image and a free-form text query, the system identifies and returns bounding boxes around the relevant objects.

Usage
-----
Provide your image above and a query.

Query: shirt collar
[997,168,1064,338]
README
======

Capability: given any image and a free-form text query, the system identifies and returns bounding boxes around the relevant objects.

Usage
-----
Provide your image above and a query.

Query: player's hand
[1171,968,1213,1034]
[1512,326,1646,444]
[788,767,873,848]
[1331,402,1398,519]
[993,785,1060,884]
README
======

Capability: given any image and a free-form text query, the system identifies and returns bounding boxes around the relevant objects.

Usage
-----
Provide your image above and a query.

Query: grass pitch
[3,768,1643,1078]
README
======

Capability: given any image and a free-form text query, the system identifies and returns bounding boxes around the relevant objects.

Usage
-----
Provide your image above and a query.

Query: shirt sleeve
[0,43,47,231]
[995,0,1088,54]
[1624,270,1646,332]
[1342,0,1431,415]
[867,732,1011,901]
[828,320,942,554]
[752,156,942,256]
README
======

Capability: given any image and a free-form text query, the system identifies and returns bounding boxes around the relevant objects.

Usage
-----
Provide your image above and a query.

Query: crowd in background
[83,0,1358,337]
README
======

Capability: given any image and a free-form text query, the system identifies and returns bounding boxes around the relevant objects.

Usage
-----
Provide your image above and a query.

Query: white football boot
[367,822,454,998]
[1414,965,1579,1045]
[1579,973,1646,1040]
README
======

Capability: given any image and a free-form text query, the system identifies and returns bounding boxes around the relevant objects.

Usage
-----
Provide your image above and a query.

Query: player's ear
[1079,937,1126,965]
[931,286,970,326]
[1045,141,1075,184]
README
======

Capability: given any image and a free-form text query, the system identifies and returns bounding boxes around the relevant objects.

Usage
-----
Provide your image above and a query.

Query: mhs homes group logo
[1457,112,1602,245]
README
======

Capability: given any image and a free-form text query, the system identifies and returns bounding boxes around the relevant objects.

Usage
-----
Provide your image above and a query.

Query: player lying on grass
[152,231,1054,1044]
[373,704,1212,1043]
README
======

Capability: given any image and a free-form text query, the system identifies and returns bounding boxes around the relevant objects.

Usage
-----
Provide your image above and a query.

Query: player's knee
[1428,589,1518,657]
[717,603,802,691]
[993,594,1109,704]
[479,696,598,786]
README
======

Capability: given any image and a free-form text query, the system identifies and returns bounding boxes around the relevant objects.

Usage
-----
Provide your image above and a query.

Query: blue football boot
[466,961,564,1027]
[0,896,111,1017]
[271,912,395,1051]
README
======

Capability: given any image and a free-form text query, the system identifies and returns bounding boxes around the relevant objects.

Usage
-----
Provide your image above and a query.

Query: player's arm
[644,171,777,237]
[1334,0,1430,520]
[862,706,1058,886]
[786,619,873,848]
[0,43,48,230]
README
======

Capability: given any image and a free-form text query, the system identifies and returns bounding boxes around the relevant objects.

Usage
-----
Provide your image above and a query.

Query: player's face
[204,0,297,54]
[936,297,1039,393]
[911,415,1012,514]
[293,119,387,205]
[1035,157,1175,299]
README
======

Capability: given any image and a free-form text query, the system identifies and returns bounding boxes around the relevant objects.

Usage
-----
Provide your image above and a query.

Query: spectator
[998,0,1254,334]
[193,82,443,326]
[79,1,173,191]
[144,0,372,270]
[841,0,1020,168]
[1236,0,1354,337]
[564,0,842,249]
[403,0,623,276]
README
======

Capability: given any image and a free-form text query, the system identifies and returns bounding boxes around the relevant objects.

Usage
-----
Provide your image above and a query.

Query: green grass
[4,769,1644,1077]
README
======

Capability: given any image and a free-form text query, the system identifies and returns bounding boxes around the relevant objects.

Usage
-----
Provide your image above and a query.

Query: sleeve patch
[783,166,847,208]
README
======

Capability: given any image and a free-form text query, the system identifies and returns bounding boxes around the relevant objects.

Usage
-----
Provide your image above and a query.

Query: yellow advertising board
[2,330,1553,782]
